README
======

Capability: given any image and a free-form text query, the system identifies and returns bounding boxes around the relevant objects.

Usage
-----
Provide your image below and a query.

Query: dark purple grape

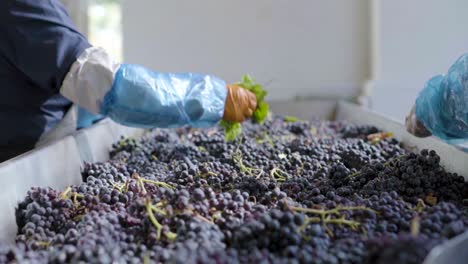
[1,116,465,263]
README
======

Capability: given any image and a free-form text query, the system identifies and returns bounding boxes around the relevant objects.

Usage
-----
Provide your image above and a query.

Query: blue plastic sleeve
[415,54,468,142]
[100,64,227,129]
[77,107,105,129]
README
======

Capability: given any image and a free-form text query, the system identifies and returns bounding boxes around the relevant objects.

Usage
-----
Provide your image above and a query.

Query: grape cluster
[365,234,442,264]
[346,150,467,204]
[0,116,467,263]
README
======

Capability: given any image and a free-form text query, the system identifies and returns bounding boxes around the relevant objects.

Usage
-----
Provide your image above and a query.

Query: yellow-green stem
[411,216,420,237]
[60,187,72,200]
[146,202,162,239]
[141,178,175,190]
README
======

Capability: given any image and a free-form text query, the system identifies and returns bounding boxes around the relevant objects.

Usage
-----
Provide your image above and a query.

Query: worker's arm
[406,54,468,142]
[0,0,256,129]
[0,0,91,93]
[61,47,256,128]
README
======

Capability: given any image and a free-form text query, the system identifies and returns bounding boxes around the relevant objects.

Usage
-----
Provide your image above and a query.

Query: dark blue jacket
[0,0,90,161]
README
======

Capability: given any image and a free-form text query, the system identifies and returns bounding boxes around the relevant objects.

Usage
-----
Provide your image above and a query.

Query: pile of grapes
[1,116,467,263]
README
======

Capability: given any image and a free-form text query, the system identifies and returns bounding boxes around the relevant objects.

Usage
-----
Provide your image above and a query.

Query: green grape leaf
[253,101,269,123]
[220,120,242,142]
[238,75,268,124]
[238,75,267,102]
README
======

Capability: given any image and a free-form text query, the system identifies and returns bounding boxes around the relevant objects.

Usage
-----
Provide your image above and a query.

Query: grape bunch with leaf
[220,75,269,141]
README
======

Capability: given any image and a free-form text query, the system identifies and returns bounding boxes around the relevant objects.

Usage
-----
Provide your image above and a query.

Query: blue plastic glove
[414,54,468,143]
[77,107,105,129]
[61,48,228,130]
[100,64,227,129]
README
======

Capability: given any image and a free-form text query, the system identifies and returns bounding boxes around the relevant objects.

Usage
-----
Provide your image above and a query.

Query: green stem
[292,205,375,215]
[59,187,72,200]
[143,255,151,264]
[415,199,426,213]
[72,193,84,207]
[139,178,147,194]
[270,167,289,182]
[346,172,361,180]
[197,171,218,178]
[411,216,420,237]
[233,151,264,178]
[324,217,360,230]
[35,241,51,248]
[146,201,162,240]
[384,154,407,166]
[109,181,124,192]
[150,205,167,216]
[164,231,177,242]
[141,178,175,190]
[146,200,177,241]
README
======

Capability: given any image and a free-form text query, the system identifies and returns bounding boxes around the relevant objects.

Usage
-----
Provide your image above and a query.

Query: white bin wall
[121,0,370,101]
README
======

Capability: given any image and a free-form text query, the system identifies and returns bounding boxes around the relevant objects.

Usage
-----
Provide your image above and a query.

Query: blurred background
[60,0,468,123]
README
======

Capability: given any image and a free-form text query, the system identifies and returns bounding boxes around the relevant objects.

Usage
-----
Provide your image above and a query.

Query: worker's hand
[223,84,257,122]
[405,105,432,137]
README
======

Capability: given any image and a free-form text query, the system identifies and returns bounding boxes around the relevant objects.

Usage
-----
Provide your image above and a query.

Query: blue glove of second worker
[407,54,468,144]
